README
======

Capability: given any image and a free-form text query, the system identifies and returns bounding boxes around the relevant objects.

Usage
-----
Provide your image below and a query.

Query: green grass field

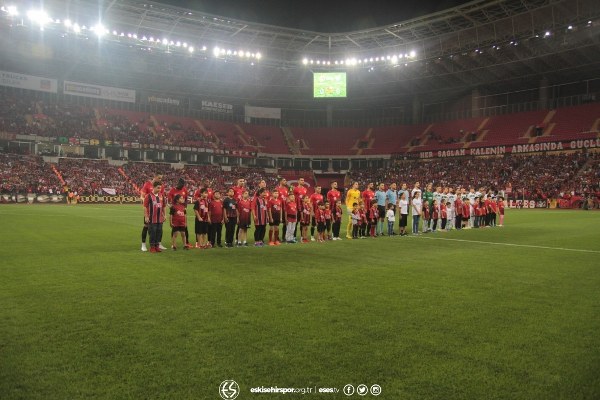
[1,205,599,400]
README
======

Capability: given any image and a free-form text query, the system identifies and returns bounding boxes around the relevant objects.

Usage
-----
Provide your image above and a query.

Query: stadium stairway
[353,128,374,155]
[405,124,434,152]
[528,110,557,143]
[281,127,302,155]
[234,124,259,148]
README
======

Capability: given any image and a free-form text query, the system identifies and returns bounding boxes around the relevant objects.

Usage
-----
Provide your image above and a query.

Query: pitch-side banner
[244,105,281,120]
[0,70,58,93]
[63,81,136,103]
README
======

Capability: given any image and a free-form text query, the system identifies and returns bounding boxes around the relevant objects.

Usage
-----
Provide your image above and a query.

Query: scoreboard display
[313,72,347,98]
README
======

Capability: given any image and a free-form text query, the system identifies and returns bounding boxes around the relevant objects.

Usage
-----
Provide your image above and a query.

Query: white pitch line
[408,235,600,254]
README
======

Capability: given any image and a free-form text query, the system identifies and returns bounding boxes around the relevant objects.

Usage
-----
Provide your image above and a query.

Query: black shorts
[463,216,469,222]
[195,220,209,234]
[377,205,386,217]
[400,214,408,227]
[269,219,281,227]
[325,220,331,230]
[172,226,186,233]
[317,222,326,232]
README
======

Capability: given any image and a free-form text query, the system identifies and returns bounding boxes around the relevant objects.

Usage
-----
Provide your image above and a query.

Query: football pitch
[0,205,599,400]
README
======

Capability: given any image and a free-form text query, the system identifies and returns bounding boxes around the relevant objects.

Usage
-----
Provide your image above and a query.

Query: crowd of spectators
[0,152,61,194]
[347,153,599,200]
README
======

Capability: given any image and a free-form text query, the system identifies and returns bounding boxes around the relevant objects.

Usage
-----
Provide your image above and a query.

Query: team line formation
[142,175,506,252]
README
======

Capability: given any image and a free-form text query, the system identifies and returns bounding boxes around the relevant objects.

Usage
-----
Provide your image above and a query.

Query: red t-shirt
[276,185,289,202]
[310,193,324,213]
[238,199,252,223]
[423,203,430,219]
[285,201,297,222]
[168,187,188,204]
[232,186,245,202]
[497,200,505,215]
[141,181,165,198]
[440,203,447,219]
[324,209,332,221]
[209,199,224,223]
[462,202,470,218]
[170,203,187,227]
[293,185,308,208]
[268,198,283,221]
[194,198,209,221]
[327,189,341,205]
[455,198,463,215]
[362,189,375,207]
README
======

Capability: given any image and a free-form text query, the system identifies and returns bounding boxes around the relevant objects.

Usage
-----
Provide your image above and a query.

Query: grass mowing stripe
[408,235,600,254]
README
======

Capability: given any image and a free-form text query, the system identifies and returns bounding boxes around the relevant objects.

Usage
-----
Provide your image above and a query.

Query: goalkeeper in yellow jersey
[344,181,361,239]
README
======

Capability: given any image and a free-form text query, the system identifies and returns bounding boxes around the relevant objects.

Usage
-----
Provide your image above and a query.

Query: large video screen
[313,72,347,98]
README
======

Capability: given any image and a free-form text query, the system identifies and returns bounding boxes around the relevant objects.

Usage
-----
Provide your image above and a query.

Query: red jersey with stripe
[193,199,209,221]
[144,193,165,223]
[333,205,343,222]
[170,204,187,227]
[253,197,269,225]
[316,208,326,223]
[369,204,379,222]
[324,208,332,221]
[423,203,430,219]
[300,203,311,225]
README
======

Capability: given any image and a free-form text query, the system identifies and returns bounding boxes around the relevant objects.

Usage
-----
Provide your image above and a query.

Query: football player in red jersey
[267,190,283,245]
[327,181,341,205]
[309,186,324,241]
[293,177,308,237]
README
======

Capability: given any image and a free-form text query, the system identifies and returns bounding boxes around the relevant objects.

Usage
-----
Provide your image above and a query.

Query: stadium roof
[1,0,599,106]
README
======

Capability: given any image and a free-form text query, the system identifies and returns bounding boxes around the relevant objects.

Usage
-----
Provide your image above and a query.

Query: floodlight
[302,58,308,65]
[256,52,261,60]
[213,46,220,57]
[188,46,194,53]
[6,5,19,16]
[92,23,107,37]
[409,50,416,58]
[64,19,72,28]
[27,9,51,26]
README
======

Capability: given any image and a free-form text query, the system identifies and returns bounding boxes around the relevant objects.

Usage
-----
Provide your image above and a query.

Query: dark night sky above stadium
[160,0,473,32]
